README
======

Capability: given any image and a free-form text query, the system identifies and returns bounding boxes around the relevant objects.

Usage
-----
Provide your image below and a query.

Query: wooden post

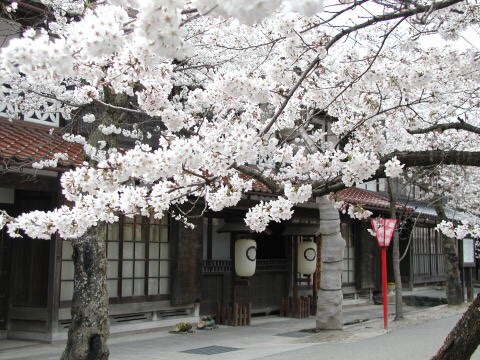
[243,305,246,326]
[466,268,473,302]
[381,246,388,329]
[313,235,321,315]
[230,233,236,309]
[293,237,298,300]
[47,233,62,340]
[233,303,239,326]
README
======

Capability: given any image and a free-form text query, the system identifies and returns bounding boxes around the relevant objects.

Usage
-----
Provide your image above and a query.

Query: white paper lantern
[297,241,317,275]
[235,239,256,277]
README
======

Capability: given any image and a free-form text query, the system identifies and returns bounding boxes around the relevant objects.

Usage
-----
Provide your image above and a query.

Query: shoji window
[341,222,355,285]
[107,215,170,299]
[60,241,74,302]
[60,215,169,304]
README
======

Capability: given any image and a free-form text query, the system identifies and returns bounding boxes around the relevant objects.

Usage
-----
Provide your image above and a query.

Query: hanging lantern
[235,239,256,277]
[297,240,317,275]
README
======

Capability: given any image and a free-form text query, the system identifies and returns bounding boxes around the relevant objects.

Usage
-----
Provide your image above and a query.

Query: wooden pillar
[46,233,62,340]
[312,235,321,315]
[170,217,203,305]
[293,237,298,300]
[230,233,236,305]
[207,216,213,260]
[465,268,473,302]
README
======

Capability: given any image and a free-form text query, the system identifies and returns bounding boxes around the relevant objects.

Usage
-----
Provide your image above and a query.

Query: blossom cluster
[384,157,405,179]
[0,0,479,240]
[331,198,373,221]
[32,152,69,169]
[245,198,294,232]
[436,220,480,240]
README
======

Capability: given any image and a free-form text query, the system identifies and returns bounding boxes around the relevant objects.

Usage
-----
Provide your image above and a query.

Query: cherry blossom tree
[1,0,480,358]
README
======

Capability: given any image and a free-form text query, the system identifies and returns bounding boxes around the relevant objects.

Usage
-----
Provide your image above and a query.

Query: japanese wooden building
[0,116,452,341]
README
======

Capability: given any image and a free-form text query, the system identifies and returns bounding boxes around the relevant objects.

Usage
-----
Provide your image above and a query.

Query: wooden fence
[217,303,251,326]
[280,296,313,318]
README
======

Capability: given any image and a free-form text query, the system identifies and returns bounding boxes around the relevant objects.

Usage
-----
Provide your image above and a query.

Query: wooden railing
[202,259,288,274]
[280,296,313,318]
[217,302,251,326]
[202,260,232,273]
[257,259,288,272]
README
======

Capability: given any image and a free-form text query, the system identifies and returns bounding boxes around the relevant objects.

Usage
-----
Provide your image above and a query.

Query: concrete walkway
[2,285,475,360]
[0,301,433,360]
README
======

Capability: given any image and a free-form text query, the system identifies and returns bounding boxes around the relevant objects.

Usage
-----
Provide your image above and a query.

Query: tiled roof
[0,118,83,169]
[251,180,272,193]
[336,187,408,211]
[0,119,411,213]
[248,174,408,212]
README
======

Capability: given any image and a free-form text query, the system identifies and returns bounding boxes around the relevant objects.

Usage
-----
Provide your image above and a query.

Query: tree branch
[324,0,464,51]
[260,0,463,137]
[312,150,480,196]
[234,165,279,193]
[408,121,480,135]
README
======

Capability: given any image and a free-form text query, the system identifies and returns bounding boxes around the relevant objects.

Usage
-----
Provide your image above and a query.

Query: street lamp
[370,218,397,329]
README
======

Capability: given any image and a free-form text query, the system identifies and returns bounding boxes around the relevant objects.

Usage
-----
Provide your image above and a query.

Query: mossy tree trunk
[432,292,480,360]
[316,195,346,330]
[61,225,109,360]
[391,230,403,320]
[433,198,463,305]
[443,234,463,305]
[61,90,128,359]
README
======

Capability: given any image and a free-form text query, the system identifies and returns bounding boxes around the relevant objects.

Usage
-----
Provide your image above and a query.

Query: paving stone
[181,345,241,355]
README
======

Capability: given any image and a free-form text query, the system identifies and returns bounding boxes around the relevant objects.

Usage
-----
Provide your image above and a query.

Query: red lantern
[370,218,398,329]
[370,218,397,247]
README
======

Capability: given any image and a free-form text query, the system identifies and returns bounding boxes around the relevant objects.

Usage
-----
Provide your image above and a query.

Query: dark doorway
[0,203,14,330]
[8,190,55,311]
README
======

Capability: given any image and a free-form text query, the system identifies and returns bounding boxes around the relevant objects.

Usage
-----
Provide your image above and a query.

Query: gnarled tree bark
[60,91,133,359]
[433,198,463,305]
[432,293,480,360]
[61,225,109,360]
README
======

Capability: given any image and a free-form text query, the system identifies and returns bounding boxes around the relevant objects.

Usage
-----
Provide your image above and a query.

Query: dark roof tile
[0,118,83,169]
[336,187,408,211]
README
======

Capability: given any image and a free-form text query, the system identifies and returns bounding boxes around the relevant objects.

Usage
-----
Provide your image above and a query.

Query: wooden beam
[0,173,57,191]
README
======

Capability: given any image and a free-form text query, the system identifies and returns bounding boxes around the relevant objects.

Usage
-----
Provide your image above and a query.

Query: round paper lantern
[235,239,256,277]
[297,241,317,275]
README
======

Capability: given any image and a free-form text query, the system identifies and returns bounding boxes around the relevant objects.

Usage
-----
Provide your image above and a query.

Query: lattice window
[412,226,445,280]
[60,214,169,303]
[60,241,74,302]
[341,222,355,285]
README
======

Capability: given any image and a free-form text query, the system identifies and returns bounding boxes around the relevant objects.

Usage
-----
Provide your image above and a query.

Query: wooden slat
[170,218,203,306]
[217,302,251,326]
[280,296,311,319]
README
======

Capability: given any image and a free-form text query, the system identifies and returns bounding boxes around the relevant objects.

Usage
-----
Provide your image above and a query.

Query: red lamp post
[370,218,397,329]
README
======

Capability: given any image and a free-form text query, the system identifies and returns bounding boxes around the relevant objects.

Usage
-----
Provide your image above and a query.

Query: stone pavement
[0,301,436,360]
[2,285,474,360]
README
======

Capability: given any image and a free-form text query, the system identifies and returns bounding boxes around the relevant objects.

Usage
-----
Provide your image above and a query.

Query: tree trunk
[432,292,480,359]
[392,230,403,320]
[60,90,130,359]
[433,199,463,305]
[61,225,109,360]
[316,195,346,330]
[387,179,403,320]
[443,235,463,305]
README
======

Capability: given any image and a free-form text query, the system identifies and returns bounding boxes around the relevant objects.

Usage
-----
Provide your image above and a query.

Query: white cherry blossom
[0,0,479,240]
